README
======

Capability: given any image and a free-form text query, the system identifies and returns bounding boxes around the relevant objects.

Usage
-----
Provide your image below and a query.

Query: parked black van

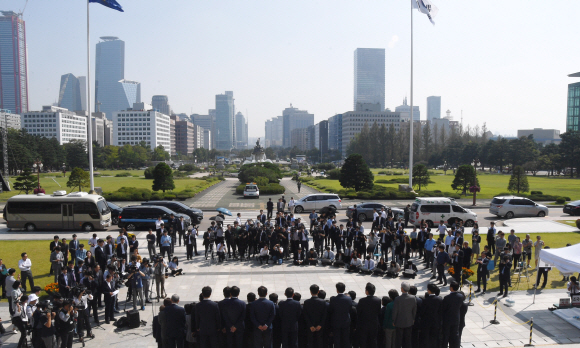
[118,205,191,231]
[141,201,203,224]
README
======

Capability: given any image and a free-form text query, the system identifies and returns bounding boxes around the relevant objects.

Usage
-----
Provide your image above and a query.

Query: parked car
[346,202,404,222]
[489,196,549,219]
[294,194,342,213]
[409,197,477,227]
[118,205,191,231]
[563,200,580,216]
[141,201,203,224]
[243,183,260,198]
[107,201,123,225]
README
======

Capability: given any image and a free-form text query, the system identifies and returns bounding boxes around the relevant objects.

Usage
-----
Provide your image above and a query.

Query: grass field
[0,170,212,201]
[307,171,580,200]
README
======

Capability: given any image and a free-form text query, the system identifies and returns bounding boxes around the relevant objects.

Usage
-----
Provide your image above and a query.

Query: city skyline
[6,0,580,138]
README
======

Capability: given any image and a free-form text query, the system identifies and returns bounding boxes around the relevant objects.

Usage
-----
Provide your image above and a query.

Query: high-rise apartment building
[235,112,248,149]
[282,105,314,148]
[152,95,171,116]
[22,106,87,145]
[354,48,385,111]
[58,74,83,112]
[341,109,402,157]
[395,97,420,122]
[95,37,141,119]
[567,72,580,131]
[427,96,441,122]
[290,128,310,152]
[215,91,234,150]
[0,11,28,114]
[112,103,171,150]
[265,116,283,147]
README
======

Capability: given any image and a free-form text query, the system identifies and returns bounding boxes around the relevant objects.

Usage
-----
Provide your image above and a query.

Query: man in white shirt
[235,213,242,226]
[18,253,34,292]
[321,246,335,265]
[445,231,454,252]
[361,255,376,274]
[217,241,226,262]
[88,233,98,255]
[348,255,362,272]
[288,197,296,215]
[380,208,388,229]
[259,245,270,264]
[155,217,164,247]
[438,221,447,240]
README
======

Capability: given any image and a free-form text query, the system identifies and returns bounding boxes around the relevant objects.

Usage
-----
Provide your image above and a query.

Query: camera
[127,265,138,274]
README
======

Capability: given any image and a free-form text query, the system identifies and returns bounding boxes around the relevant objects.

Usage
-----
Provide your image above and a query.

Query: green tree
[64,140,88,169]
[152,145,170,161]
[559,131,580,177]
[412,164,430,191]
[508,165,530,194]
[451,164,478,195]
[13,168,37,194]
[152,162,175,192]
[339,154,374,192]
[66,167,90,192]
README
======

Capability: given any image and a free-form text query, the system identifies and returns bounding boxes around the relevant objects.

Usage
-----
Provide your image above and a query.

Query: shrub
[178,164,196,172]
[326,169,341,180]
[576,219,580,229]
[531,191,543,195]
[144,167,155,179]
[555,197,566,204]
[115,172,132,177]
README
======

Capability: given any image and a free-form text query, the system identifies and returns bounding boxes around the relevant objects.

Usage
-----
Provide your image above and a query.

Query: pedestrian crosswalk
[204,210,311,230]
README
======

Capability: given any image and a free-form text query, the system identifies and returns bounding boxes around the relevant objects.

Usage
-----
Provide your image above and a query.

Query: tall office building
[354,48,385,111]
[328,114,343,154]
[191,113,215,150]
[175,119,194,155]
[282,105,314,147]
[215,91,234,150]
[113,103,171,150]
[567,72,580,131]
[341,108,402,157]
[95,37,141,119]
[427,96,441,122]
[22,106,87,145]
[152,95,171,115]
[395,97,420,122]
[0,11,28,114]
[265,116,283,147]
[58,74,83,112]
[79,76,87,111]
[235,112,248,149]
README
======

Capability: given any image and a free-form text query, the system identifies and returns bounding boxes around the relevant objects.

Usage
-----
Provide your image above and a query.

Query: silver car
[489,196,549,219]
[346,202,404,222]
[294,194,342,213]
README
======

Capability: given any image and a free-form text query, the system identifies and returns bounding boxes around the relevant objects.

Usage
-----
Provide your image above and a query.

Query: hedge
[304,182,460,200]
[115,172,132,177]
[235,183,285,195]
[495,192,571,201]
[103,186,199,201]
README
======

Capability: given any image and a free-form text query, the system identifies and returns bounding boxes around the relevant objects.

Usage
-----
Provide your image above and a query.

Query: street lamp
[32,159,43,193]
[470,159,481,206]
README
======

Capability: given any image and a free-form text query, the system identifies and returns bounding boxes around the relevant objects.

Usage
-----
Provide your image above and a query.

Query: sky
[8,0,580,138]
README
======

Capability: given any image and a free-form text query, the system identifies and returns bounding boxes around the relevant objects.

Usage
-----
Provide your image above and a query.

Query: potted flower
[44,282,59,298]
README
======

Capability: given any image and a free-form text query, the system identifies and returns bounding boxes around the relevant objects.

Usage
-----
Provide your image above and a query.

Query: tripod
[512,253,530,289]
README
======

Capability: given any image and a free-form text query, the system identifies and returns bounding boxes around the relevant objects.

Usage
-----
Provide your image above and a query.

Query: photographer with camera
[32,301,56,348]
[57,300,77,348]
[126,263,146,311]
[11,280,29,348]
[153,255,167,300]
[72,285,94,342]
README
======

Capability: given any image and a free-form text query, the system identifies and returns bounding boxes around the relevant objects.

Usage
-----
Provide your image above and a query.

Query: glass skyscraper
[354,48,385,111]
[282,105,314,147]
[58,73,83,112]
[235,112,248,149]
[427,96,441,122]
[567,73,580,131]
[215,91,234,150]
[0,11,28,114]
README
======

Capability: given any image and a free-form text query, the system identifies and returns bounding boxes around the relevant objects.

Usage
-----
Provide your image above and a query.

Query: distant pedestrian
[297,181,302,193]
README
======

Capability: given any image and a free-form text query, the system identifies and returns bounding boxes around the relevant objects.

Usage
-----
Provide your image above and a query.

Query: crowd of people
[152,281,468,348]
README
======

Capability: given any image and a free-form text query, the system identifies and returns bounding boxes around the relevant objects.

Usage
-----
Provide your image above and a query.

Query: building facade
[328,114,342,154]
[235,111,248,149]
[193,124,204,150]
[517,128,561,144]
[265,116,283,147]
[395,97,420,122]
[202,129,211,150]
[175,120,194,155]
[215,91,234,150]
[567,78,580,131]
[354,48,385,111]
[341,110,402,156]
[22,106,87,145]
[0,109,21,130]
[90,112,106,147]
[290,128,310,151]
[427,96,441,122]
[152,95,171,116]
[282,105,314,148]
[112,103,171,150]
[0,11,28,114]
[58,74,83,112]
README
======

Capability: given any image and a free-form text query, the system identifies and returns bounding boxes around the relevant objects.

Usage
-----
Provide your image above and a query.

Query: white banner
[414,0,439,25]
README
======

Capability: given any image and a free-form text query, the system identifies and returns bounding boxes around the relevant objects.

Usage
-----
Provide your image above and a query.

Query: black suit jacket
[164,303,186,338]
[101,281,115,299]
[196,299,221,335]
[278,298,302,332]
[69,240,79,253]
[303,296,327,329]
[356,295,381,331]
[294,251,305,262]
[442,292,465,327]
[58,273,73,292]
[329,293,352,329]
[420,294,443,328]
[116,243,127,257]
[222,298,246,330]
[95,246,107,268]
[250,298,276,330]
[49,241,62,252]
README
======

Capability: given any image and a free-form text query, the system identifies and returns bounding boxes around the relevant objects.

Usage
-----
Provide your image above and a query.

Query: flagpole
[408,0,414,190]
[86,0,95,191]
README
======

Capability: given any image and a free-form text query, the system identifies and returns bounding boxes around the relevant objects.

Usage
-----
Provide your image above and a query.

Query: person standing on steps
[297,180,302,193]
[267,198,274,219]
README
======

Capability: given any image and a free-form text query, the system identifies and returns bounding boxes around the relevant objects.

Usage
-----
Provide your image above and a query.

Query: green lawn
[464,232,580,291]
[305,172,580,200]
[0,239,90,301]
[1,170,212,201]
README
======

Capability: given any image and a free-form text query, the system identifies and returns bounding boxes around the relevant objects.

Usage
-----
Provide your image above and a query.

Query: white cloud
[388,35,399,48]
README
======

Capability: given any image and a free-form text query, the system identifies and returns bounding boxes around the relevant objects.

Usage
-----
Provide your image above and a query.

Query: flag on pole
[89,0,124,12]
[413,0,438,25]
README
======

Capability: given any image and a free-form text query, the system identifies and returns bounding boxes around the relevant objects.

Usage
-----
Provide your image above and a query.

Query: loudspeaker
[127,309,140,329]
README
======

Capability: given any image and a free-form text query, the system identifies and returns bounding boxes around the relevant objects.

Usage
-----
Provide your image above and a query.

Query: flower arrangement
[448,267,474,277]
[44,282,59,295]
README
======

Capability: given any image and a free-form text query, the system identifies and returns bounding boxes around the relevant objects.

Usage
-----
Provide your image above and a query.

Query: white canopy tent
[534,243,580,303]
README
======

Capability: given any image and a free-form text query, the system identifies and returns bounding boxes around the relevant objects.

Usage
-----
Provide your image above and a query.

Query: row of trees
[346,121,580,178]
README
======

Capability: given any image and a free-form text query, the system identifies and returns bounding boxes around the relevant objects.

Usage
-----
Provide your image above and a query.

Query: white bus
[3,191,112,232]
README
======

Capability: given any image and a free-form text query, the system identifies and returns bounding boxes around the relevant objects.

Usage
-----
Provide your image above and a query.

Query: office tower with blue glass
[427,96,441,122]
[0,11,28,114]
[215,91,234,150]
[354,48,385,111]
[58,74,84,112]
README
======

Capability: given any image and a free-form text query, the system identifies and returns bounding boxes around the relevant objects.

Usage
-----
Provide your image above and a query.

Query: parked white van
[408,197,477,228]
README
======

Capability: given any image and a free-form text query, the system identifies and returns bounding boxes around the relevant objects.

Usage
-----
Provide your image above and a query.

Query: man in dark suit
[329,282,352,348]
[49,235,61,274]
[278,287,302,348]
[95,239,107,270]
[420,284,443,348]
[116,238,128,263]
[356,282,381,348]
[218,287,232,347]
[69,234,80,266]
[58,267,73,298]
[293,247,306,266]
[164,294,186,348]
[267,199,274,220]
[475,252,490,294]
[269,293,281,348]
[222,286,246,348]
[392,281,417,348]
[259,210,267,225]
[101,273,116,324]
[250,286,276,348]
[104,237,115,261]
[176,216,186,247]
[441,281,465,348]
[196,286,221,348]
[303,284,327,348]
[458,291,469,345]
